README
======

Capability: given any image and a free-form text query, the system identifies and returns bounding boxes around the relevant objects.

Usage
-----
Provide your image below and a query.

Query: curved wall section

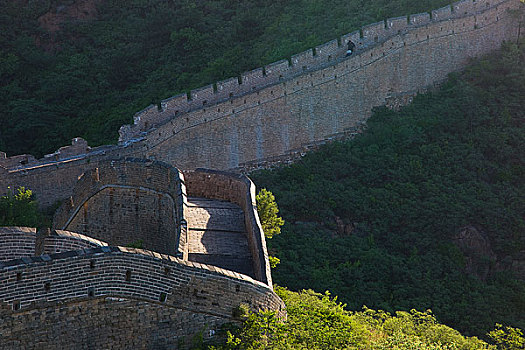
[0,246,283,314]
[0,297,225,350]
[53,158,186,257]
[0,227,106,261]
[0,227,36,261]
[0,245,284,349]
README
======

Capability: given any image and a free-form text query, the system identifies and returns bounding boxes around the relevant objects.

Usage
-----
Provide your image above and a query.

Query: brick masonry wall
[44,229,108,254]
[0,297,226,350]
[0,227,36,261]
[0,227,106,261]
[0,245,285,338]
[183,169,272,286]
[135,0,521,171]
[0,0,521,212]
[53,158,185,257]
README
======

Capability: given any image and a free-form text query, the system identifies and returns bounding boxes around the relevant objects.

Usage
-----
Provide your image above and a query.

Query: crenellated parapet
[0,161,284,348]
[0,238,283,314]
[117,0,516,143]
[0,228,284,348]
[0,227,107,262]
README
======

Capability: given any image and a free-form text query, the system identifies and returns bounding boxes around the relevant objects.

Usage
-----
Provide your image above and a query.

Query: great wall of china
[0,159,283,348]
[0,0,523,348]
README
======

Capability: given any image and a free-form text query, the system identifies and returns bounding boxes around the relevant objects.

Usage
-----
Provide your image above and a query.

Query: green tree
[0,187,42,227]
[256,188,284,239]
[488,324,525,350]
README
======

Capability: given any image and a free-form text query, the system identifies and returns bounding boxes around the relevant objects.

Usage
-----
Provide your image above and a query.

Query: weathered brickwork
[0,2,520,346]
[0,298,225,350]
[0,226,284,349]
[186,197,255,278]
[0,227,36,261]
[0,0,522,211]
[133,0,521,171]
[0,227,107,261]
[0,246,284,349]
[0,245,283,314]
[0,156,283,348]
[53,158,185,257]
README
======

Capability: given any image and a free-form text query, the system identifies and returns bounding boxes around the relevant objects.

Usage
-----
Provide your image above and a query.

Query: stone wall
[0,297,225,350]
[183,169,272,286]
[0,227,36,261]
[0,227,106,261]
[132,0,521,170]
[0,141,134,208]
[0,240,285,349]
[44,229,108,254]
[0,0,521,212]
[53,158,185,257]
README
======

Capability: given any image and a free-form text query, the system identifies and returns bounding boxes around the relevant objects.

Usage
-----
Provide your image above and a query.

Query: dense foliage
[251,41,525,336]
[256,188,285,239]
[0,187,43,227]
[0,0,453,157]
[210,287,494,349]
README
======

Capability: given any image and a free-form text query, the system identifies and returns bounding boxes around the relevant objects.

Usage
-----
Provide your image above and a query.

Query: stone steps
[186,197,254,278]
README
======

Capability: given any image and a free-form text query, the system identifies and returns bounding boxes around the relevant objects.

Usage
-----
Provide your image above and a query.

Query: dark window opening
[16,272,22,281]
[44,282,51,291]
[88,287,95,297]
[13,300,20,311]
[90,260,95,269]
[126,270,132,281]
[159,292,167,302]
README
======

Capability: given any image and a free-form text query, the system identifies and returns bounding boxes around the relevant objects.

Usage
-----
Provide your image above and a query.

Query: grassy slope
[251,42,525,336]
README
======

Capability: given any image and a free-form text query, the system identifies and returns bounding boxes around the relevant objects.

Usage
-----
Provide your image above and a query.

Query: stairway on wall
[186,197,255,278]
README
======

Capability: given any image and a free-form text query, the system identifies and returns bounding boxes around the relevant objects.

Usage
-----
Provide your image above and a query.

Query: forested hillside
[252,41,525,337]
[1,0,524,347]
[0,0,452,157]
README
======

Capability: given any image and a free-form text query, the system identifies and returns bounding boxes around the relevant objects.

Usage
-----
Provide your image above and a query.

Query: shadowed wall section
[53,158,186,257]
